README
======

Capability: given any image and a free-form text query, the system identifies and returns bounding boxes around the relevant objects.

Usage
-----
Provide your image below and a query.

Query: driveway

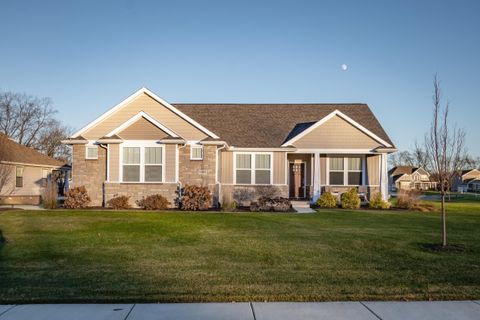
[1,301,479,320]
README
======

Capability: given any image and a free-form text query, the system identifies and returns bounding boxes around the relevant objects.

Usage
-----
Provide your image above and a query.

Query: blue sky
[1,0,479,156]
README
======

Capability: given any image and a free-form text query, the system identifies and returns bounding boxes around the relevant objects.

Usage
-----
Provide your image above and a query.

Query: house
[452,169,480,193]
[62,88,396,208]
[388,166,437,191]
[0,133,70,205]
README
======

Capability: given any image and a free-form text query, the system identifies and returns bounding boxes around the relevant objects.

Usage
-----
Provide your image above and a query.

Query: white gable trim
[71,87,220,139]
[281,110,393,148]
[105,111,179,138]
[462,169,480,177]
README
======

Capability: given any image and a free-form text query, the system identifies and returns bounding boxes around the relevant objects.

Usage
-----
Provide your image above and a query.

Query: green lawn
[1,201,479,303]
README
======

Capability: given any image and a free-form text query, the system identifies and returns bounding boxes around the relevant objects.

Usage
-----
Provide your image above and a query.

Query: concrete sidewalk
[0,301,479,320]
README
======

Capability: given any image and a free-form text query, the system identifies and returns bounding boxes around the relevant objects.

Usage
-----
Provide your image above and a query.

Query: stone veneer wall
[178,145,219,206]
[220,185,289,206]
[72,144,106,206]
[104,183,178,208]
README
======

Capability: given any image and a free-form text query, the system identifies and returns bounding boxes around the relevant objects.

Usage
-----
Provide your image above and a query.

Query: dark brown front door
[289,162,305,199]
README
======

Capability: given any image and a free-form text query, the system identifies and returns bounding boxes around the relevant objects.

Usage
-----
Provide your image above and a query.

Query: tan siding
[118,117,170,140]
[0,164,49,196]
[367,155,381,185]
[273,152,286,185]
[83,93,208,141]
[293,115,383,149]
[109,144,119,181]
[220,151,233,184]
[165,144,176,182]
[463,170,480,180]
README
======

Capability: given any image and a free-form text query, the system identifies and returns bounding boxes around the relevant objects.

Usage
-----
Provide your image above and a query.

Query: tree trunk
[441,194,447,246]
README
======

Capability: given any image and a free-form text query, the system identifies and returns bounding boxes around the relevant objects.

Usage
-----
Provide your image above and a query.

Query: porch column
[380,153,388,201]
[312,152,320,202]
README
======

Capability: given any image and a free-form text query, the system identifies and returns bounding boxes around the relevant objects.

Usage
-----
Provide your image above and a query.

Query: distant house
[0,133,70,205]
[388,166,436,191]
[452,169,480,193]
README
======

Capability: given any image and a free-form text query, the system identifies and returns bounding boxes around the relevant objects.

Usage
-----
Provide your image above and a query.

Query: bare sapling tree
[424,75,467,247]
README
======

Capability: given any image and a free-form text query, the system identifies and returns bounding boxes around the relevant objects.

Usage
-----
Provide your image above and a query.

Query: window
[190,145,203,160]
[16,166,23,187]
[123,147,140,182]
[329,157,344,185]
[122,146,164,182]
[42,168,49,187]
[347,157,362,185]
[86,146,98,159]
[328,156,363,186]
[235,153,271,185]
[144,147,162,182]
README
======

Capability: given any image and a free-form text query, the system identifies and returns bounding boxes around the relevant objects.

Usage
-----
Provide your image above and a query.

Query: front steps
[290,200,315,213]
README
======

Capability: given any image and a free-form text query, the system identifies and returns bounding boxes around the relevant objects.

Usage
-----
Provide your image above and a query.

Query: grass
[0,201,479,303]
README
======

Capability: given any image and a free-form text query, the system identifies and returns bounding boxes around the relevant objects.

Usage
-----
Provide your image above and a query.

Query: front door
[289,162,305,199]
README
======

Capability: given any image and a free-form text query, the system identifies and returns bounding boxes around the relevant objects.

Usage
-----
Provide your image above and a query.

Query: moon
[341,64,348,71]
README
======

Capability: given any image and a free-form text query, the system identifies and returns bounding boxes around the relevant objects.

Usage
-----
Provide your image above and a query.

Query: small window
[144,147,163,182]
[41,168,49,187]
[329,157,344,185]
[86,146,98,159]
[236,154,252,184]
[16,166,24,188]
[190,146,203,160]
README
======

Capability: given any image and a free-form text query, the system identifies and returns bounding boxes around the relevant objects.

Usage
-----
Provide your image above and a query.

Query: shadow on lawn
[0,230,6,249]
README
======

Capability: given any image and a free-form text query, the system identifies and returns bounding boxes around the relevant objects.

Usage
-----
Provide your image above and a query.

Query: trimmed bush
[107,195,131,209]
[233,188,255,207]
[181,185,212,211]
[250,197,291,212]
[137,194,170,210]
[41,180,58,209]
[341,188,361,209]
[64,186,91,209]
[368,192,390,209]
[316,192,337,208]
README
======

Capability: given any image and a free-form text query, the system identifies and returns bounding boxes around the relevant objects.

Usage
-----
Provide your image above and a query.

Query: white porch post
[313,152,320,202]
[380,153,388,201]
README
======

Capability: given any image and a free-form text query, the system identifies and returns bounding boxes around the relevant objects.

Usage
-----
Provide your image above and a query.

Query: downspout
[177,143,187,208]
[98,144,108,207]
[216,144,228,207]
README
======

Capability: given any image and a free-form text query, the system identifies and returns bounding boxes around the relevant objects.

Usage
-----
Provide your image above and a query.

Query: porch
[286,152,389,203]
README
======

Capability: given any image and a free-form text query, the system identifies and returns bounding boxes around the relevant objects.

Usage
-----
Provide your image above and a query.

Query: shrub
[64,186,91,209]
[41,180,58,209]
[181,185,212,211]
[368,192,390,209]
[316,192,337,208]
[250,196,291,212]
[341,188,361,209]
[255,186,280,199]
[137,194,170,210]
[396,190,421,209]
[107,195,131,209]
[233,188,255,207]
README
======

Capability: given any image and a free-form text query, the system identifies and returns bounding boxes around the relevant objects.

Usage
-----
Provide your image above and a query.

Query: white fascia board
[228,147,297,152]
[105,111,179,138]
[71,87,220,139]
[293,148,376,154]
[281,110,393,148]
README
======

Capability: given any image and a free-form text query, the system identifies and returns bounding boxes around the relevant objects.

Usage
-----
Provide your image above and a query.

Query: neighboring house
[0,133,70,205]
[452,169,480,193]
[62,88,396,207]
[388,166,437,191]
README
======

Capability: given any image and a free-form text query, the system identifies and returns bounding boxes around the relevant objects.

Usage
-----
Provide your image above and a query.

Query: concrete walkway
[1,301,479,320]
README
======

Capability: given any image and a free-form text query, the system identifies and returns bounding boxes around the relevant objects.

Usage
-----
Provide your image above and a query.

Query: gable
[463,169,480,180]
[81,92,208,141]
[118,117,170,140]
[291,115,383,149]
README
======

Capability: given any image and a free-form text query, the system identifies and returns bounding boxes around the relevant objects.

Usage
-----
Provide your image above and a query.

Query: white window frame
[190,145,203,160]
[119,141,165,183]
[85,145,99,159]
[327,155,365,186]
[233,152,273,185]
